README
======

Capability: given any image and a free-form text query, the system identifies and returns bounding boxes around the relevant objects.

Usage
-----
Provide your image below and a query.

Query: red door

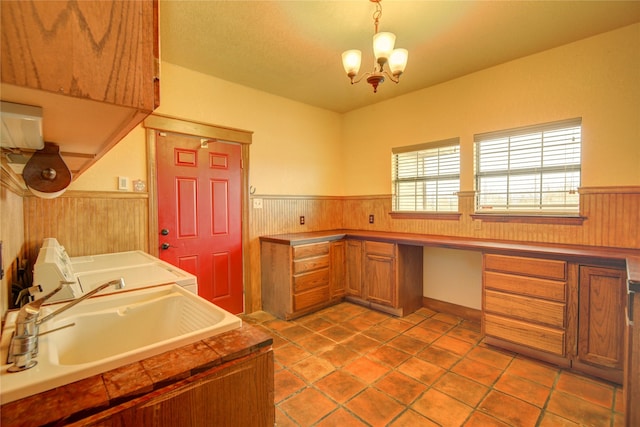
[156,131,243,314]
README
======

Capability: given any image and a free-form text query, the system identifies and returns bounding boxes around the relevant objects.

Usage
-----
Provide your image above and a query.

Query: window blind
[392,138,460,212]
[475,118,581,214]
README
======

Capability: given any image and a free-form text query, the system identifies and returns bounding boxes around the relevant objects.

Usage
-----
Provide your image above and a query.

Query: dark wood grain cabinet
[345,239,363,297]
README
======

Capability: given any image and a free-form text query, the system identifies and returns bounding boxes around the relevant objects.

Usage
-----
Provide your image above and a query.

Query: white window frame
[474,118,582,215]
[392,138,460,213]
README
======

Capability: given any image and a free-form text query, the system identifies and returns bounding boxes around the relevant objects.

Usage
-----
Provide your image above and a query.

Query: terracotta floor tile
[463,411,511,427]
[432,335,475,356]
[344,356,391,384]
[465,345,513,370]
[323,307,358,323]
[388,409,439,427]
[244,310,276,323]
[555,371,614,408]
[451,357,503,386]
[414,307,437,317]
[341,315,377,332]
[538,412,582,427]
[478,390,542,426]
[460,320,482,332]
[352,309,390,325]
[546,390,612,426]
[293,332,335,354]
[346,388,404,426]
[388,335,429,355]
[279,387,336,426]
[493,373,551,408]
[290,355,335,383]
[446,324,483,344]
[362,325,400,342]
[432,312,462,325]
[315,408,368,427]
[339,302,369,317]
[402,325,443,344]
[297,316,335,332]
[402,312,431,325]
[412,388,473,427]
[367,345,411,368]
[419,317,456,333]
[275,407,298,427]
[278,324,313,341]
[270,333,289,349]
[416,346,461,369]
[375,371,427,405]
[274,369,306,403]
[380,317,414,333]
[505,356,559,387]
[274,343,311,367]
[320,325,358,342]
[263,318,294,332]
[318,344,360,367]
[434,372,490,407]
[398,357,446,386]
[314,370,366,403]
[342,333,382,354]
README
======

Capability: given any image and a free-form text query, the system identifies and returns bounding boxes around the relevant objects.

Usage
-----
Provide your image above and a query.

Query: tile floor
[242,302,625,427]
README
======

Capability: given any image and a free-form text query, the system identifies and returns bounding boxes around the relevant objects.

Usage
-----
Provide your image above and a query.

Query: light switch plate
[118,176,129,191]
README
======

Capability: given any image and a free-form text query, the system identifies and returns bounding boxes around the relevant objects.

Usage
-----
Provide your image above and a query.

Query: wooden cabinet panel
[484,313,565,356]
[330,241,346,299]
[365,254,396,307]
[293,254,330,274]
[484,271,566,302]
[294,286,331,311]
[365,241,396,257]
[577,265,625,371]
[485,289,565,328]
[345,240,363,297]
[293,242,330,259]
[294,269,330,292]
[485,254,566,280]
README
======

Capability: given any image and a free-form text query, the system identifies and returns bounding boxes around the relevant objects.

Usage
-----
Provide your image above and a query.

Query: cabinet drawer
[484,271,566,302]
[293,242,330,259]
[294,269,330,292]
[485,290,565,328]
[484,254,566,281]
[293,255,330,274]
[365,241,395,257]
[484,313,565,356]
[294,286,330,311]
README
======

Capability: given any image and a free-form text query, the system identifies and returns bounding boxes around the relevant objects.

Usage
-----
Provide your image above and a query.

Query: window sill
[470,213,586,225]
[390,212,462,221]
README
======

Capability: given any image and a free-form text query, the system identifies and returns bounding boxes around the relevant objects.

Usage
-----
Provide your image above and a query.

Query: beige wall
[342,23,640,195]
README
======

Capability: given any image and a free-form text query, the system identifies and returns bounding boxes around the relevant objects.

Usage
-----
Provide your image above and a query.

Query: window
[392,138,460,212]
[475,118,581,214]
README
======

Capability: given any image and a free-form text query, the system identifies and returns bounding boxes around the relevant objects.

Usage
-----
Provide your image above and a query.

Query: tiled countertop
[0,324,272,427]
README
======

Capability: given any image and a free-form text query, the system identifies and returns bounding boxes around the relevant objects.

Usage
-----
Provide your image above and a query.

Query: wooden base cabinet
[483,254,626,384]
[346,240,423,317]
[261,240,338,320]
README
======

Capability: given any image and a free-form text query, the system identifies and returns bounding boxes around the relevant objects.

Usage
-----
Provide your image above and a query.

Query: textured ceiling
[159,1,640,114]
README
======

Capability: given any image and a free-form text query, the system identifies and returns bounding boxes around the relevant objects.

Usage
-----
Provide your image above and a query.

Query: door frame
[143,114,253,311]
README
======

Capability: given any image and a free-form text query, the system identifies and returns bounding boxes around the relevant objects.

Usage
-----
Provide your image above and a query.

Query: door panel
[157,132,243,313]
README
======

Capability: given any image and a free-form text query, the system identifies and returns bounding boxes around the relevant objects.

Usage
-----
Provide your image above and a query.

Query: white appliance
[32,238,197,303]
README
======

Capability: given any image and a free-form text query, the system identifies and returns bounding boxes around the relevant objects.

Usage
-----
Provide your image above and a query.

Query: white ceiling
[159,1,640,114]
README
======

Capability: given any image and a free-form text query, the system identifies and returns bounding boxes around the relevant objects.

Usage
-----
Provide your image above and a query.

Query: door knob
[161,242,172,250]
[161,229,169,236]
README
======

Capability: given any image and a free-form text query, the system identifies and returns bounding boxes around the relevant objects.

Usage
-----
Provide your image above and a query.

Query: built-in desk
[260,229,640,426]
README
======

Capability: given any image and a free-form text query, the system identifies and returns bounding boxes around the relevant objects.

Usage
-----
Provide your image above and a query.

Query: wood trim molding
[0,162,27,196]
[389,212,462,221]
[423,297,482,323]
[144,113,253,145]
[579,186,640,195]
[469,213,586,225]
[252,194,344,201]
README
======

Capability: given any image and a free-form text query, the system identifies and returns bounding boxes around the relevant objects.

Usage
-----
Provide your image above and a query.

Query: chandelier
[341,0,408,93]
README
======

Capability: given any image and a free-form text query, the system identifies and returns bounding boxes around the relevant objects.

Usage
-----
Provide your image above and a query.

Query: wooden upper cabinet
[0,0,159,179]
[1,0,158,110]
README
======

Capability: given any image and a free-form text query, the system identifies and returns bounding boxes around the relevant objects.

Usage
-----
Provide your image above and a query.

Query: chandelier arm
[382,70,400,84]
[349,71,373,85]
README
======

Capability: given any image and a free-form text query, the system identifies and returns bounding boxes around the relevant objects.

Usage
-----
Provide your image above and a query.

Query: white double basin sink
[0,284,242,404]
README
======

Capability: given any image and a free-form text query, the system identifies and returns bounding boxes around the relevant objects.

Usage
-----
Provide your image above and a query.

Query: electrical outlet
[118,176,129,191]
[253,198,263,209]
[300,216,305,225]
[369,214,374,224]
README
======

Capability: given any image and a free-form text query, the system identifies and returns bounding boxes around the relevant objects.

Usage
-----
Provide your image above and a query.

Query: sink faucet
[7,278,125,372]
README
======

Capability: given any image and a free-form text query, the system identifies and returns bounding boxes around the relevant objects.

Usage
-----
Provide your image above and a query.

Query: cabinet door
[365,254,396,307]
[330,240,345,299]
[578,265,626,370]
[345,240,362,297]
[1,0,158,110]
